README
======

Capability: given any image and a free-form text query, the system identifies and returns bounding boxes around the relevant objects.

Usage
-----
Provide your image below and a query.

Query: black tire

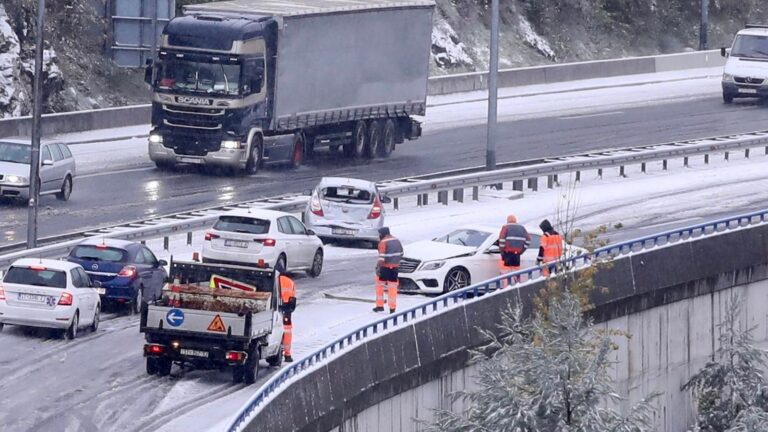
[275,255,287,274]
[344,121,367,158]
[290,134,304,169]
[56,176,73,201]
[157,358,172,376]
[244,137,263,175]
[308,249,323,278]
[723,92,734,104]
[146,357,159,375]
[132,287,143,315]
[0,323,4,332]
[377,119,396,158]
[443,268,470,293]
[329,144,340,154]
[244,347,261,385]
[65,312,79,340]
[89,306,100,332]
[266,345,283,367]
[366,120,381,159]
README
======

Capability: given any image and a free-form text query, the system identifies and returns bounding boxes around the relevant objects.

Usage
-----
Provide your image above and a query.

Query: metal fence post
[725,151,729,161]
[393,197,399,211]
[512,180,523,191]
[472,186,479,201]
[527,178,538,191]
[597,168,603,178]
[663,160,668,170]
[187,231,193,246]
[684,157,689,167]
[163,236,169,251]
[575,171,581,182]
[641,162,646,173]
[438,191,448,205]
[704,154,709,164]
[452,188,464,203]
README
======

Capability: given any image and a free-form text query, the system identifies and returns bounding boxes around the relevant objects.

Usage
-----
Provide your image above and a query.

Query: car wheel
[132,287,143,315]
[56,176,73,201]
[90,306,100,332]
[157,358,172,376]
[244,347,261,385]
[244,138,263,175]
[146,357,159,375]
[443,268,470,293]
[65,312,79,340]
[723,92,734,104]
[308,249,323,278]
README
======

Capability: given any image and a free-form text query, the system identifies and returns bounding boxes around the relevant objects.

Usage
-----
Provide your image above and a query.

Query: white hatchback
[202,208,324,277]
[0,258,101,339]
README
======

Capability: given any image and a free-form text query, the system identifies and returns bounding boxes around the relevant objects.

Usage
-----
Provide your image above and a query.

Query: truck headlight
[722,73,735,82]
[221,140,241,149]
[4,175,29,185]
[149,133,163,144]
[420,260,445,271]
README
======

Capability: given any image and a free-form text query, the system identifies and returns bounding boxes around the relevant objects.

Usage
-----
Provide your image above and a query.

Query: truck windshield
[731,35,768,59]
[156,59,240,96]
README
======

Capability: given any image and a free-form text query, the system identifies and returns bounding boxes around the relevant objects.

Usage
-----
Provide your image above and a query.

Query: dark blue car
[66,239,167,313]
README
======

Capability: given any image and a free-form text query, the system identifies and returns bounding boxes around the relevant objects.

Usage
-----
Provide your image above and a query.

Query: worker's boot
[284,355,293,363]
[372,306,385,312]
[389,309,396,314]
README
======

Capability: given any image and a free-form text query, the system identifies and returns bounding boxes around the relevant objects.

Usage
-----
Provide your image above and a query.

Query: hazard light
[58,292,73,306]
[118,266,137,278]
[256,238,276,247]
[145,344,165,355]
[225,351,247,362]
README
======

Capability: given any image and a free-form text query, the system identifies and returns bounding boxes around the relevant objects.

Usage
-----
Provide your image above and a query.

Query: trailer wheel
[244,347,261,385]
[146,357,159,375]
[157,358,172,376]
[366,120,381,159]
[345,121,367,158]
[378,119,396,158]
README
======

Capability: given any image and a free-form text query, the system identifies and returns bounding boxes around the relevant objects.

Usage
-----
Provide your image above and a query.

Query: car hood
[0,161,30,177]
[724,58,768,78]
[403,240,478,262]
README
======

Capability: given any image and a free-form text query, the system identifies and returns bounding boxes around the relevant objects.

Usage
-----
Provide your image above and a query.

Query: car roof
[221,208,293,220]
[737,27,768,37]
[0,137,65,146]
[76,238,137,249]
[10,258,81,271]
[317,177,377,190]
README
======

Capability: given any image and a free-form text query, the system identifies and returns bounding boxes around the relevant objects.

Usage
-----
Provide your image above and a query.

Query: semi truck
[145,0,435,174]
[140,260,285,384]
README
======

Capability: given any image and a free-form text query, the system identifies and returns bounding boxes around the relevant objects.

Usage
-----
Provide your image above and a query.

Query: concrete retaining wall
[0,50,726,139]
[241,223,768,432]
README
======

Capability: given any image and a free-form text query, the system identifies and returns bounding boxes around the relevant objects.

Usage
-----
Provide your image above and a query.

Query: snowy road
[1,148,767,431]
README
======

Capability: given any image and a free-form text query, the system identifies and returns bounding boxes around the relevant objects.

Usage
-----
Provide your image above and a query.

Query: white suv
[202,208,324,277]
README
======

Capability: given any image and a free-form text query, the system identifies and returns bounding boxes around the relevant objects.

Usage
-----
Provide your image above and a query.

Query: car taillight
[256,238,276,247]
[0,284,5,301]
[29,265,47,271]
[226,351,247,362]
[368,196,383,219]
[118,266,137,278]
[146,344,165,355]
[310,193,324,216]
[58,292,73,306]
[205,232,220,241]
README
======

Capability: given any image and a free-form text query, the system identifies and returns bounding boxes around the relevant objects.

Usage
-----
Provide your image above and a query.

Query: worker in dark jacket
[537,219,564,276]
[374,227,403,314]
[276,262,296,363]
[498,214,530,285]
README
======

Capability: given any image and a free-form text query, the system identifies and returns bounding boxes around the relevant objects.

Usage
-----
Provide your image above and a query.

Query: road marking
[559,111,624,120]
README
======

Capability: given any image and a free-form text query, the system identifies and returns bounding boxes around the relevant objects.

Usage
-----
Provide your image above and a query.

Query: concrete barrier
[0,105,151,138]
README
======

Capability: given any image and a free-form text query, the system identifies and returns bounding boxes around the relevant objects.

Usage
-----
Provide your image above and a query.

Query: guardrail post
[725,151,729,161]
[704,154,709,165]
[547,175,554,189]
[438,190,448,205]
[683,157,689,167]
[452,188,464,203]
[597,168,603,179]
[512,180,523,191]
[765,146,768,155]
[527,178,538,191]
[393,197,399,211]
[641,162,646,173]
[663,160,668,170]
[163,236,170,251]
[187,232,193,246]
[745,148,750,159]
[140,240,146,245]
[472,186,479,201]
[619,166,626,177]
[575,171,581,182]
[421,194,429,206]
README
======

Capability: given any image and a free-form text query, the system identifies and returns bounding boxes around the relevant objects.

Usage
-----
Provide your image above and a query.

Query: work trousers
[282,314,293,357]
[376,266,399,311]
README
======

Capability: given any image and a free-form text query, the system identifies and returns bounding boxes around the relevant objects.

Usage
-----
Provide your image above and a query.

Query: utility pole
[486,0,499,171]
[699,0,709,50]
[27,0,45,249]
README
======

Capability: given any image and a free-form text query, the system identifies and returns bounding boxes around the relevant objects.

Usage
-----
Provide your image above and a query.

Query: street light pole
[26,0,45,249]
[486,0,499,171]
[699,0,709,50]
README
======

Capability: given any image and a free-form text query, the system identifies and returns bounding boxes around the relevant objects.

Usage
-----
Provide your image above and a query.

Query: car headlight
[221,140,241,149]
[420,260,446,271]
[149,133,163,144]
[722,73,735,82]
[4,175,29,185]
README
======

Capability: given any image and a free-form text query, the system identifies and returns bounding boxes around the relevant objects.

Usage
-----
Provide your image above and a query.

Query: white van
[721,25,768,103]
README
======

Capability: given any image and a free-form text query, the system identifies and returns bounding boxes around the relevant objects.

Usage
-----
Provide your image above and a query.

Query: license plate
[18,293,47,303]
[180,348,209,358]
[739,88,758,94]
[332,228,357,236]
[225,239,249,248]
[96,288,106,295]
[179,157,201,164]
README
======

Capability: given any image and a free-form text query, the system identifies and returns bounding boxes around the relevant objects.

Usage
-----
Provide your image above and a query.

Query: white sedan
[397,225,584,295]
[0,258,101,339]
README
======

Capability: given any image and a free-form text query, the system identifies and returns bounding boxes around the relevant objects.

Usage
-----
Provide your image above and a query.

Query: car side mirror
[306,229,316,236]
[92,280,102,288]
[380,195,392,204]
[41,159,54,166]
[485,245,500,254]
[158,259,168,267]
[721,47,728,57]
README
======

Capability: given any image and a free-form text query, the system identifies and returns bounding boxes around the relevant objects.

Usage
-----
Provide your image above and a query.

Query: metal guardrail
[2,129,768,270]
[226,208,768,432]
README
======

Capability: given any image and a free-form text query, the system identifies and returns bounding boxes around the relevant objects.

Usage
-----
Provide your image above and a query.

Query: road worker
[537,219,564,276]
[276,264,296,363]
[373,227,403,314]
[497,214,530,286]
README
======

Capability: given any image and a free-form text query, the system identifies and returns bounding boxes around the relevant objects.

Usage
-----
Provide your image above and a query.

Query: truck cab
[721,25,768,103]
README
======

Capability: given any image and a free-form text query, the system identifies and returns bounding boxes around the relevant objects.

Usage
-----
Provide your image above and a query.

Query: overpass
[229,210,768,432]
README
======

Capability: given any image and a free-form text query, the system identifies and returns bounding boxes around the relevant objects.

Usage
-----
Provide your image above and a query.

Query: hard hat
[506,214,517,223]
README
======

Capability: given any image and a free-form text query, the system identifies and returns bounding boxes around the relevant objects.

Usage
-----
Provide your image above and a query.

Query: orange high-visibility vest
[541,233,564,262]
[279,274,295,303]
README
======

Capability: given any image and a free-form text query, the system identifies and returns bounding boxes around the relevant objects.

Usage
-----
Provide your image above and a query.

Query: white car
[202,208,324,276]
[0,258,101,339]
[398,225,585,295]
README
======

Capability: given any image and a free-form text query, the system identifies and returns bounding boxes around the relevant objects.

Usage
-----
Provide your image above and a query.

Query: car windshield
[156,59,240,96]
[434,229,491,248]
[214,216,270,234]
[4,267,67,288]
[70,246,128,263]
[0,142,31,164]
[731,34,768,59]
[320,186,373,204]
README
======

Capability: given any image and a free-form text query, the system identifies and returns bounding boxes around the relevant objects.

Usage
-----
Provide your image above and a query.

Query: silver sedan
[0,138,76,202]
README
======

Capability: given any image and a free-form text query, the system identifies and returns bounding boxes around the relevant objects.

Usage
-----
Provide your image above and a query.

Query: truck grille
[163,104,224,130]
[398,258,420,273]
[164,133,221,156]
[735,76,764,85]
[398,278,420,292]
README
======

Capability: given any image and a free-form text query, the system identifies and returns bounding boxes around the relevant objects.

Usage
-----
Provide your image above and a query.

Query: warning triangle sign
[207,314,227,332]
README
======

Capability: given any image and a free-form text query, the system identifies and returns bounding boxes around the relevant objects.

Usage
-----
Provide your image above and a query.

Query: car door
[287,216,313,266]
[57,144,75,178]
[141,247,166,302]
[47,143,67,191]
[276,216,300,269]
[71,268,94,323]
[39,145,55,192]
[465,236,503,282]
[132,248,154,301]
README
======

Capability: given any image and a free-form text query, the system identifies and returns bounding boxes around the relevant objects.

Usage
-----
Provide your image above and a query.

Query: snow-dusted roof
[184,0,434,18]
[737,27,768,37]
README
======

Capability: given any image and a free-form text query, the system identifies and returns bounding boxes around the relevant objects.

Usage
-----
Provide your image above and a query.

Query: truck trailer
[146,0,435,174]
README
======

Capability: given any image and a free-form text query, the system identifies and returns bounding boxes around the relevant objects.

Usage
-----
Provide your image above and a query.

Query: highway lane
[1,93,766,245]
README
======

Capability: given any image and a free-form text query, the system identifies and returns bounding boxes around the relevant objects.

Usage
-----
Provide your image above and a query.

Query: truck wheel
[157,358,172,376]
[245,138,263,175]
[345,121,367,158]
[366,120,381,159]
[290,134,303,169]
[377,119,396,158]
[244,348,261,385]
[146,358,159,375]
[723,92,734,104]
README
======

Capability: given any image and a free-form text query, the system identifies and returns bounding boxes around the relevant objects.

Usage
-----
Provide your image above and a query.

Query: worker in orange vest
[277,266,296,363]
[497,214,530,285]
[373,227,403,314]
[537,219,564,276]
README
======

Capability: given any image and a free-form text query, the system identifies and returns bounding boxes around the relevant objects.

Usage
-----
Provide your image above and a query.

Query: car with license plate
[721,25,768,103]
[397,225,586,295]
[302,177,391,245]
[0,137,76,202]
[0,258,100,339]
[66,239,167,313]
[202,208,324,276]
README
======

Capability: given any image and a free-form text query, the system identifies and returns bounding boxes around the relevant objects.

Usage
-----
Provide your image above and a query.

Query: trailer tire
[146,357,159,375]
[345,121,367,158]
[157,358,172,376]
[244,137,263,175]
[244,347,261,385]
[378,119,395,158]
[366,120,381,159]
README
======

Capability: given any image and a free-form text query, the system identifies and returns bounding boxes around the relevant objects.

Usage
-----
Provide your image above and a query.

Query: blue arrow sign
[166,308,185,327]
